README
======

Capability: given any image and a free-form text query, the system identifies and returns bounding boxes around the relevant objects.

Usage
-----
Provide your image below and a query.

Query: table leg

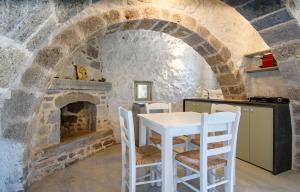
[161,132,174,192]
[139,118,147,146]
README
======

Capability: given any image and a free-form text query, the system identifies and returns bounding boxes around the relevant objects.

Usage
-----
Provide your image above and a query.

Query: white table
[138,112,202,192]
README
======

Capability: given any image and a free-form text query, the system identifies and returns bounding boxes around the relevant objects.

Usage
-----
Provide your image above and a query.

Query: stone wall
[28,90,113,184]
[0,0,300,190]
[31,90,110,149]
[0,139,24,191]
[100,30,220,140]
[29,129,114,185]
[225,0,300,170]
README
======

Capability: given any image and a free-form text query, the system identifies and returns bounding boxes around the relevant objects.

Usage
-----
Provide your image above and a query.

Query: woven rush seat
[149,135,186,145]
[190,138,224,149]
[136,145,161,165]
[175,150,227,170]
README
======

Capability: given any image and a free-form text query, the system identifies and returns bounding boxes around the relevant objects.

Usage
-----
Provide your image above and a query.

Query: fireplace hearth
[60,101,97,142]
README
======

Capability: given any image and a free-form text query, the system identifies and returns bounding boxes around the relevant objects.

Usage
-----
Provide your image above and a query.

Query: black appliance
[248,97,290,104]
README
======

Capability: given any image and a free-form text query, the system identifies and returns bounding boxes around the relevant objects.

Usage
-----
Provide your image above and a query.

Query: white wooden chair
[190,104,241,147]
[190,104,241,186]
[145,103,187,148]
[174,109,241,192]
[118,107,162,192]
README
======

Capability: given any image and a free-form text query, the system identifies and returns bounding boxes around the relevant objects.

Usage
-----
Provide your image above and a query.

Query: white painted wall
[99,30,220,139]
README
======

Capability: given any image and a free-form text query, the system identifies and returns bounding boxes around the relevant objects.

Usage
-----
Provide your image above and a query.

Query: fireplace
[29,90,115,185]
[60,101,97,142]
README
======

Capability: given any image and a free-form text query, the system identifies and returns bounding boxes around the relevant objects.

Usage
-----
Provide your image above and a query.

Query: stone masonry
[225,0,300,171]
[28,89,113,184]
[29,129,114,185]
[1,0,300,190]
[32,90,110,147]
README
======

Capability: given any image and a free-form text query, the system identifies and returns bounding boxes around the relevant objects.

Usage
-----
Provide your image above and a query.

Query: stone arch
[23,6,245,101]
[54,92,100,109]
[224,0,300,169]
[2,0,299,190]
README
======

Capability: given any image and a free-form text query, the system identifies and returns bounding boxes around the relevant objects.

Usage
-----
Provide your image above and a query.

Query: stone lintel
[49,79,112,91]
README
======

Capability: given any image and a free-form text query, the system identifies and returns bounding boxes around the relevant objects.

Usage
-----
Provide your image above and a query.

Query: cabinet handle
[250,108,254,112]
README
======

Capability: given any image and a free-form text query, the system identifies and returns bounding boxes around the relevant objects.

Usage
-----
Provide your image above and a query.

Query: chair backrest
[118,107,136,164]
[211,103,239,113]
[199,109,241,190]
[145,103,172,114]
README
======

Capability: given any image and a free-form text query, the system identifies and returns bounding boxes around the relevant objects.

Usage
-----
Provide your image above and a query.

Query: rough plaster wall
[99,30,219,140]
[244,71,289,98]
[160,0,270,66]
[0,139,24,192]
[288,0,300,23]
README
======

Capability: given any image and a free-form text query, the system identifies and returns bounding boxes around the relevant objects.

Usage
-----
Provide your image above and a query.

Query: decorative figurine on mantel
[75,65,88,80]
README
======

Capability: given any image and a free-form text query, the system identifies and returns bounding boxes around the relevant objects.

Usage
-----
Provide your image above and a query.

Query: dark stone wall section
[260,20,300,46]
[235,0,284,21]
[224,0,300,169]
[224,0,250,7]
[252,9,294,31]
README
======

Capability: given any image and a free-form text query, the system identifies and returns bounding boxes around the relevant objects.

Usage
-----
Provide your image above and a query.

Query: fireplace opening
[60,101,97,142]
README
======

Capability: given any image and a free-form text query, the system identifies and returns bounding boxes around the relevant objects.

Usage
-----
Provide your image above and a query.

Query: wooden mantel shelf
[48,79,112,91]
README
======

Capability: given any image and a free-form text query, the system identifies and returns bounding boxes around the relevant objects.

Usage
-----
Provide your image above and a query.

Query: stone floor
[29,145,300,192]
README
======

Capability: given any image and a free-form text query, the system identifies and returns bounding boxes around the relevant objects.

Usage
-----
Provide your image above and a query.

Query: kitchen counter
[183,98,288,108]
[183,98,292,175]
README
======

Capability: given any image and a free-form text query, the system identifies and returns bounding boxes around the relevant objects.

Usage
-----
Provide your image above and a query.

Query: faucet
[203,89,210,99]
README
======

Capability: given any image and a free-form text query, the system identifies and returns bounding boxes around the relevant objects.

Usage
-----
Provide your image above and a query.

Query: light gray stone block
[0,47,28,88]
[21,64,51,90]
[2,90,37,119]
[3,121,28,142]
[47,110,60,124]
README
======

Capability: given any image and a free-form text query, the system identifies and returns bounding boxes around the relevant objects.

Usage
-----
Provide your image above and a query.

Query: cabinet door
[249,106,273,171]
[236,106,250,162]
[185,101,212,113]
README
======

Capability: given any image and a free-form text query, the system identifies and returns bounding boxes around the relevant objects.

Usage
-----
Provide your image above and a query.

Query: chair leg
[129,167,136,192]
[184,141,192,175]
[224,165,233,192]
[150,168,155,187]
[121,144,127,192]
[173,160,177,192]
[233,159,236,186]
[156,165,161,187]
[140,167,145,182]
[121,167,126,192]
[208,169,216,190]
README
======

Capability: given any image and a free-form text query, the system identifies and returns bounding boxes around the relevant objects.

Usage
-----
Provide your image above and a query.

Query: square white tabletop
[138,112,201,129]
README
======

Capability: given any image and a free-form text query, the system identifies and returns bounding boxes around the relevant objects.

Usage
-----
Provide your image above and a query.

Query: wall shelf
[246,66,279,73]
[243,49,278,74]
[244,49,272,58]
[49,79,112,91]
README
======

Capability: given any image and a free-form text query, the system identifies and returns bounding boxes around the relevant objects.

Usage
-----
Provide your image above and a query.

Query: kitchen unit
[184,98,292,175]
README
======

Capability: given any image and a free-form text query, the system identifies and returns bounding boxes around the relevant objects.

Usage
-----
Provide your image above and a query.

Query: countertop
[184,98,289,107]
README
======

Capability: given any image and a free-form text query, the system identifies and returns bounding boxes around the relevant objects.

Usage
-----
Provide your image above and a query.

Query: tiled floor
[29,145,300,192]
